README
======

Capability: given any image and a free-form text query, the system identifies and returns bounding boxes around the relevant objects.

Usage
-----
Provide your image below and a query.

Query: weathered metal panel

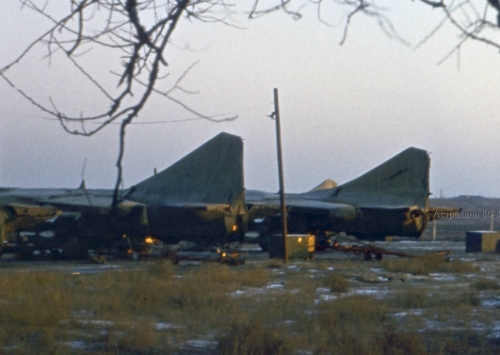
[466,231,500,253]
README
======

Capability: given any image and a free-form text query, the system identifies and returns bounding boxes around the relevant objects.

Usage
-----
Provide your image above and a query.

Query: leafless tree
[1,0,498,210]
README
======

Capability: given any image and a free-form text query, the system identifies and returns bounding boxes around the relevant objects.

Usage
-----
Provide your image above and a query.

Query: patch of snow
[78,320,114,327]
[429,273,459,281]
[481,298,500,308]
[155,322,182,330]
[68,265,119,274]
[488,321,500,339]
[351,287,390,299]
[62,341,86,350]
[390,309,424,318]
[308,269,321,273]
[230,290,246,297]
[316,287,330,293]
[392,312,408,317]
[315,294,338,303]
[267,283,284,289]
[404,274,428,280]
[296,350,313,355]
[70,310,93,317]
[421,319,492,334]
[182,339,218,349]
[231,284,285,297]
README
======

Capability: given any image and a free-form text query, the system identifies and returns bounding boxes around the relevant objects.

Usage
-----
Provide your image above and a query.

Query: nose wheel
[363,251,383,261]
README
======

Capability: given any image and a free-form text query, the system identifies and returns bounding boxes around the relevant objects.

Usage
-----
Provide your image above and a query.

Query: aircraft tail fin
[328,147,430,209]
[78,179,86,190]
[127,132,244,208]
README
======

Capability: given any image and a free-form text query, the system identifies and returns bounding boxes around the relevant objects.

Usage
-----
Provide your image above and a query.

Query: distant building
[457,195,484,200]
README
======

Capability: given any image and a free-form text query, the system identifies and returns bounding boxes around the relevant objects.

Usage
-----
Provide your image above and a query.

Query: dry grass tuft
[381,327,428,355]
[217,321,291,355]
[456,291,480,307]
[314,296,426,355]
[321,295,388,327]
[313,261,333,270]
[0,272,71,327]
[0,252,496,354]
[471,278,500,290]
[390,288,432,309]
[389,287,480,310]
[266,259,284,269]
[146,259,176,281]
[445,258,479,274]
[106,320,170,354]
[319,271,350,292]
[238,266,272,287]
[381,254,478,275]
[425,329,498,355]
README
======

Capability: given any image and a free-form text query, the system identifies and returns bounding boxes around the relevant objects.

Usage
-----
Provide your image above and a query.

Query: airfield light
[222,252,226,257]
[232,224,238,232]
[145,237,154,244]
[298,237,302,243]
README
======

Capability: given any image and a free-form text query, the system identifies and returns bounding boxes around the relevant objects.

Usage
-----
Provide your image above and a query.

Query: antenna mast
[273,88,288,263]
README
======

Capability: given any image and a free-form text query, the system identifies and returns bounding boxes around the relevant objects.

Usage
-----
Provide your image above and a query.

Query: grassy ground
[0,247,499,355]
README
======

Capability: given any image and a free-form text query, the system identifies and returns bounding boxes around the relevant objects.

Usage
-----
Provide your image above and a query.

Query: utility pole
[272,88,288,263]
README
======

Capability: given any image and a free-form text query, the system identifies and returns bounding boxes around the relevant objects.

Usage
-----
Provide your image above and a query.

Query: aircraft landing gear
[363,251,382,261]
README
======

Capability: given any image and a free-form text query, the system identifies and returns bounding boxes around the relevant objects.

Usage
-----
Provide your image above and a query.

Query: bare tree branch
[3,0,500,220]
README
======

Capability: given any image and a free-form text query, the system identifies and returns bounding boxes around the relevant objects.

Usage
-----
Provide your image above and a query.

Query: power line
[0,111,235,124]
[0,101,273,124]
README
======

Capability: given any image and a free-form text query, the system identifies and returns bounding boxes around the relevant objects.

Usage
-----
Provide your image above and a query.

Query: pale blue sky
[1,1,500,197]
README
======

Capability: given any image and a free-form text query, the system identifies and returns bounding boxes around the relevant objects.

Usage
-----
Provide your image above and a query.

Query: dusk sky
[1,1,500,197]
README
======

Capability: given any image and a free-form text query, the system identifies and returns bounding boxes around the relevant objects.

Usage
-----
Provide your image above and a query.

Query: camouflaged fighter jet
[0,132,245,256]
[247,147,454,244]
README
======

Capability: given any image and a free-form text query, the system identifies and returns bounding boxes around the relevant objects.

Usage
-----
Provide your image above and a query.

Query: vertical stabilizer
[328,147,430,208]
[127,132,244,208]
[78,179,86,190]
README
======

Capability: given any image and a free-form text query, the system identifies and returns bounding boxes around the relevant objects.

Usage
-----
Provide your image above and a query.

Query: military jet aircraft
[246,147,455,246]
[0,132,245,257]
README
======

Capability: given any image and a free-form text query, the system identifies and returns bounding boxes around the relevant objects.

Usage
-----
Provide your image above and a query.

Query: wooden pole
[273,88,288,263]
[432,219,437,241]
